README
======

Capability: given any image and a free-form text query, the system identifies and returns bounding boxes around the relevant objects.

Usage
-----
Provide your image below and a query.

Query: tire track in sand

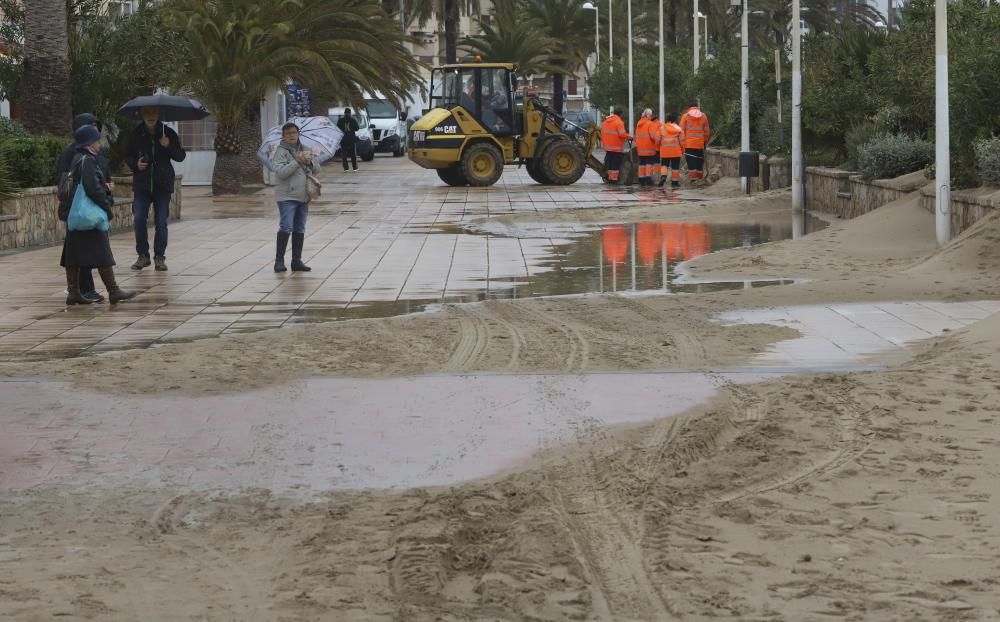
[445,307,490,371]
[504,302,591,371]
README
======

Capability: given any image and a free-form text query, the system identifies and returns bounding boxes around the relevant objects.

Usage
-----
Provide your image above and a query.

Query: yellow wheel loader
[408,62,609,187]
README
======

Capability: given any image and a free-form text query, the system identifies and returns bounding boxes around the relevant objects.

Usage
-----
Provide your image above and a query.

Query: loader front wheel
[525,158,551,184]
[540,140,586,185]
[436,165,468,187]
[461,142,504,186]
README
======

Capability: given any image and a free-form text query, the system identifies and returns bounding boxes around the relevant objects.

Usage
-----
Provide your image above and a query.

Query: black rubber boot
[290,233,311,272]
[274,231,289,273]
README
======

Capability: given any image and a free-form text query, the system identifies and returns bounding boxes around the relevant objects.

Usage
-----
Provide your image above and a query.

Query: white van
[364,97,406,157]
[328,107,375,162]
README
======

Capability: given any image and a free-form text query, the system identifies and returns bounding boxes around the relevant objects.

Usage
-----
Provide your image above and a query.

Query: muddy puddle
[276,215,828,327]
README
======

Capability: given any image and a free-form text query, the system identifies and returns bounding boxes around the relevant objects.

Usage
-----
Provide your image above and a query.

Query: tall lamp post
[739,0,750,194]
[627,0,634,132]
[935,0,950,245]
[583,2,599,68]
[658,0,664,120]
[693,0,700,73]
[791,0,803,211]
[609,0,613,73]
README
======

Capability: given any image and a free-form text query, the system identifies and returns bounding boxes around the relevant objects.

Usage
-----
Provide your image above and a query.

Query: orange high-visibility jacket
[660,122,684,158]
[635,117,659,156]
[680,107,710,149]
[601,114,631,152]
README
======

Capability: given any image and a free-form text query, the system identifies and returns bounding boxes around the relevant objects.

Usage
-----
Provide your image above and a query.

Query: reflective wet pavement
[0,158,823,359]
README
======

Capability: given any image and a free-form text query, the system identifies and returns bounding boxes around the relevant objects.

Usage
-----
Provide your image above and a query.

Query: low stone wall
[708,147,997,233]
[0,176,182,252]
[705,148,769,193]
[920,185,1000,235]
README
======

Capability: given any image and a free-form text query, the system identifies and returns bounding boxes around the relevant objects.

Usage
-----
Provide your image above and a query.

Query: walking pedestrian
[658,113,685,188]
[126,106,186,272]
[635,109,659,187]
[600,107,631,185]
[272,122,321,273]
[60,125,136,305]
[336,108,360,172]
[680,100,710,183]
[57,113,109,302]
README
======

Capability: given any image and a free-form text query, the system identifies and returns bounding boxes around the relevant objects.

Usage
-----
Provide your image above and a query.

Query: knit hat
[72,113,100,132]
[74,125,102,146]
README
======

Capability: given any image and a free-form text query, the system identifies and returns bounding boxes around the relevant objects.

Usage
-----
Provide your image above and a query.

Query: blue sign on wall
[286,84,313,118]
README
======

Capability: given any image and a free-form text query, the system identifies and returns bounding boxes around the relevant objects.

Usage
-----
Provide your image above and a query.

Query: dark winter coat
[125,121,186,196]
[58,142,114,222]
[337,116,360,145]
[60,146,117,269]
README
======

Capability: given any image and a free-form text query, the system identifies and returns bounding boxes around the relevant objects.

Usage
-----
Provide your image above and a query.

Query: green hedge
[856,134,934,180]
[0,135,67,189]
[974,138,1000,185]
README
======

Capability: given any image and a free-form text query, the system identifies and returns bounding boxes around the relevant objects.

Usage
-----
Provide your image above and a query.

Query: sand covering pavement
[2,184,1000,620]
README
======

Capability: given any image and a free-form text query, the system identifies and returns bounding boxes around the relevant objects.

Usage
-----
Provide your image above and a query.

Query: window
[177,116,218,151]
[568,80,578,96]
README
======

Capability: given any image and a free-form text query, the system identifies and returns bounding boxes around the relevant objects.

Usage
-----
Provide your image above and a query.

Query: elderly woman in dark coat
[60,125,136,304]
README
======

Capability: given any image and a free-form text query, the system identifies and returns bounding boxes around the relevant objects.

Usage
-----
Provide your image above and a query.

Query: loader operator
[680,100,710,183]
[601,107,631,185]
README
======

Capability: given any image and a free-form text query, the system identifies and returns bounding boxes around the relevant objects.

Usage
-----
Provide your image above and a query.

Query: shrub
[856,134,934,180]
[0,144,20,199]
[844,120,876,170]
[0,117,28,141]
[975,138,1000,185]
[0,135,67,188]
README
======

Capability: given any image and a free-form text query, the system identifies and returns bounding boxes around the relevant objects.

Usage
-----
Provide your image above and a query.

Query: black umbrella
[118,94,210,122]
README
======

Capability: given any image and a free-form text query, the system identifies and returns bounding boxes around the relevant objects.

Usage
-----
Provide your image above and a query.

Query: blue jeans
[277,200,308,234]
[133,191,171,258]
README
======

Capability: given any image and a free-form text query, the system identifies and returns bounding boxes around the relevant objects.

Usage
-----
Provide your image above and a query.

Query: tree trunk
[444,0,458,64]
[212,124,242,195]
[238,103,263,185]
[19,0,72,135]
[552,72,565,115]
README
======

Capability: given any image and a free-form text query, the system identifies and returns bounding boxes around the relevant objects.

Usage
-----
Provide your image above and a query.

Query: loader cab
[429,64,517,136]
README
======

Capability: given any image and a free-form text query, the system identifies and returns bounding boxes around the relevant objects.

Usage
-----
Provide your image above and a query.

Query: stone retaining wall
[920,185,1000,235]
[0,176,182,252]
[705,148,769,193]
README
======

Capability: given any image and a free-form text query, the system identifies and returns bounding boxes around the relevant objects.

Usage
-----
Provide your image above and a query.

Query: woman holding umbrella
[272,122,321,272]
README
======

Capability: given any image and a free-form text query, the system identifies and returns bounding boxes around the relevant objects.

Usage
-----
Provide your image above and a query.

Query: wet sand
[2,181,1000,620]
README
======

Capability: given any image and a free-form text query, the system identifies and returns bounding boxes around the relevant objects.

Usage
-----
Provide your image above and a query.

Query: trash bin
[738,151,760,178]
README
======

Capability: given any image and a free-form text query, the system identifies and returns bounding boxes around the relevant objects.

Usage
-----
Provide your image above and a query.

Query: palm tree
[167,0,423,195]
[461,4,554,75]
[18,0,72,135]
[522,0,595,114]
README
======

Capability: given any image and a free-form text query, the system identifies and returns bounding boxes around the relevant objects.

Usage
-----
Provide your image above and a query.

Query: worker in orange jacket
[600,107,631,184]
[680,100,711,182]
[658,113,685,188]
[634,108,659,186]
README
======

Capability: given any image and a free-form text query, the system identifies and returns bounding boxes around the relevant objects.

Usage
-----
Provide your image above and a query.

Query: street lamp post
[627,0,634,132]
[735,0,749,191]
[935,0,950,245]
[791,0,803,211]
[693,0,700,73]
[583,2,599,68]
[609,0,613,73]
[659,0,664,121]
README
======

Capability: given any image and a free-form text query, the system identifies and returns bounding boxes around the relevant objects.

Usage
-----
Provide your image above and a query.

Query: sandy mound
[684,192,937,282]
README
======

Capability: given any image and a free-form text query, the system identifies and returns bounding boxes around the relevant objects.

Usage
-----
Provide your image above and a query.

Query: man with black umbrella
[125,106,186,272]
[57,113,110,303]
